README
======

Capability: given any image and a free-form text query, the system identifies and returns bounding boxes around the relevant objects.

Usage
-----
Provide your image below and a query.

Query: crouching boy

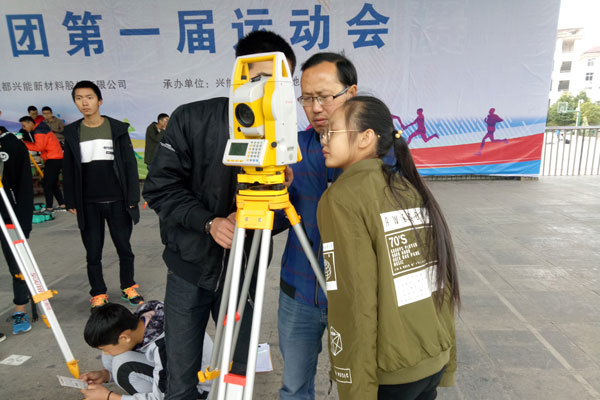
[80,301,212,399]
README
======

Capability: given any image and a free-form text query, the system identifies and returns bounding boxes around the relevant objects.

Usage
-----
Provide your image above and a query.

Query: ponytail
[343,96,461,309]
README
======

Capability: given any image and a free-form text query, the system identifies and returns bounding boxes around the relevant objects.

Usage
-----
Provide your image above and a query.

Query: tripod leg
[207,227,240,398]
[217,227,246,400]
[229,230,261,364]
[242,229,271,400]
[291,224,328,298]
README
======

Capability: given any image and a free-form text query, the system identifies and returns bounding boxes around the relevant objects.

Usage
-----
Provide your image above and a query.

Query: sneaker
[90,294,109,309]
[121,284,144,305]
[0,332,6,343]
[12,312,31,335]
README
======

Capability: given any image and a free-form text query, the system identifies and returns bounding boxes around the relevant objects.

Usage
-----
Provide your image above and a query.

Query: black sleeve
[123,133,140,207]
[15,140,33,236]
[142,105,213,234]
[62,130,76,210]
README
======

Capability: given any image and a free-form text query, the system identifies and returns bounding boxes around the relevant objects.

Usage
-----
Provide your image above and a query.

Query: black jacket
[143,98,245,289]
[144,123,164,165]
[0,132,33,237]
[63,116,140,230]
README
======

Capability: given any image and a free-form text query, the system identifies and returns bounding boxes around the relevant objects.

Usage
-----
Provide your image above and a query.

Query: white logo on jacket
[322,241,337,291]
[330,326,343,356]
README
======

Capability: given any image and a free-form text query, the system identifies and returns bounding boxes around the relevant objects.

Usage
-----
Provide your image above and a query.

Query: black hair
[19,116,35,124]
[301,52,358,87]
[42,106,52,113]
[342,96,460,309]
[235,30,297,75]
[83,303,139,348]
[72,80,103,101]
[27,106,38,112]
[157,113,169,122]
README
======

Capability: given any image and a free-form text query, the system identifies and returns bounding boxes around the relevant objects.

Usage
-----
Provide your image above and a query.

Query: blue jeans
[278,290,328,400]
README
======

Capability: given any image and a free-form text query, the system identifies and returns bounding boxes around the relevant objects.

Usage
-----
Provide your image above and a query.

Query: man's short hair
[27,106,38,113]
[19,116,35,124]
[157,113,169,122]
[235,30,297,75]
[84,303,139,348]
[301,52,358,88]
[72,80,103,101]
[42,106,52,113]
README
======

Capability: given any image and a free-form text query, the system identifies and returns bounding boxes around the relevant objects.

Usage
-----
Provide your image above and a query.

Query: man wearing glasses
[278,52,357,399]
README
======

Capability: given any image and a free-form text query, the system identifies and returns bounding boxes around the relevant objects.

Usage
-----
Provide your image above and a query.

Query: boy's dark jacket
[0,132,33,236]
[62,117,140,230]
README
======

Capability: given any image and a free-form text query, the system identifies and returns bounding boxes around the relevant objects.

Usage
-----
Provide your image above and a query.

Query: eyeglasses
[297,87,350,107]
[319,128,360,145]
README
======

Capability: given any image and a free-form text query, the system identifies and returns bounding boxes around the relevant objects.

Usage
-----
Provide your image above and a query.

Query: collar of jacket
[72,116,130,138]
[337,158,383,182]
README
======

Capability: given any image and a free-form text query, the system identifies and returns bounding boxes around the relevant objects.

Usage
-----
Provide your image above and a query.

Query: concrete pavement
[1,176,599,399]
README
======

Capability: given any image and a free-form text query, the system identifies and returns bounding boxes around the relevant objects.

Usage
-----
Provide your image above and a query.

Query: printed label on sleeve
[333,366,353,384]
[323,241,337,291]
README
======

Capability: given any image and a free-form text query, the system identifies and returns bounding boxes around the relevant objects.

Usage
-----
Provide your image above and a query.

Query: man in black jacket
[63,80,143,309]
[143,31,296,399]
[0,131,34,335]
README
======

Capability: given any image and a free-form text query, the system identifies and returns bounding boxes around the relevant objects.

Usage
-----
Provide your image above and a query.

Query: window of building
[588,58,595,67]
[585,72,594,81]
[560,61,572,73]
[558,80,570,91]
[562,40,574,53]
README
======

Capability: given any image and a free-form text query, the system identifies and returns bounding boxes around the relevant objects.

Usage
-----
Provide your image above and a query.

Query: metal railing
[541,126,600,176]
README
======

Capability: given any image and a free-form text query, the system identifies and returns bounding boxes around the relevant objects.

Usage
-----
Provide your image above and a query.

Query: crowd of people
[1,30,460,400]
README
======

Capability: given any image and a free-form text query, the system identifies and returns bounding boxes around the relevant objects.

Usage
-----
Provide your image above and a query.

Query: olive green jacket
[317,159,456,400]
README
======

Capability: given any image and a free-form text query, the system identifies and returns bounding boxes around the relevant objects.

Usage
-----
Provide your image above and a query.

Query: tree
[546,91,598,126]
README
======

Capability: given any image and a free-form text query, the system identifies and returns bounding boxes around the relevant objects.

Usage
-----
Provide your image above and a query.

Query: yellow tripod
[199,174,327,400]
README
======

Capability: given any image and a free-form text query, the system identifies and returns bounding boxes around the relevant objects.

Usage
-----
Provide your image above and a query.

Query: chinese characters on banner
[5,3,390,57]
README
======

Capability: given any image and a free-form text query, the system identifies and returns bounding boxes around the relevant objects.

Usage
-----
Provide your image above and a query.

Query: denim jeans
[80,201,135,296]
[164,271,255,400]
[278,290,328,400]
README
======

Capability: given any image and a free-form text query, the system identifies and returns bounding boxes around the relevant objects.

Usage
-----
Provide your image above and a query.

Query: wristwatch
[205,217,215,235]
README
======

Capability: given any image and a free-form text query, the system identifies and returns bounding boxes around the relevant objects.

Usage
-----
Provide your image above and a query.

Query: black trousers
[164,262,258,399]
[80,201,135,296]
[378,367,446,400]
[42,159,64,208]
[1,233,30,306]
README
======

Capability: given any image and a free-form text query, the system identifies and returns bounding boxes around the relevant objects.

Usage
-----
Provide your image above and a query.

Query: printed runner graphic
[380,208,438,307]
[323,241,337,291]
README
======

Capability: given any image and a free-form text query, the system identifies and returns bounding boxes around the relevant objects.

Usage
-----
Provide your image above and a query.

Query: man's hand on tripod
[210,212,237,249]
[284,166,294,188]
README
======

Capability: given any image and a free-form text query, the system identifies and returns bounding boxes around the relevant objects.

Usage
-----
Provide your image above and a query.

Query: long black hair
[342,96,460,309]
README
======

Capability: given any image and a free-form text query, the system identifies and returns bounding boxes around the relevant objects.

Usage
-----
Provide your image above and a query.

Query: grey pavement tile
[500,369,597,400]
[488,264,582,292]
[475,329,564,370]
[552,323,600,366]
[502,290,600,325]
[457,293,523,330]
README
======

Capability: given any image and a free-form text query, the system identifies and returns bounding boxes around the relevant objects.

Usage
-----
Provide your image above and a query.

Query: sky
[558,0,600,49]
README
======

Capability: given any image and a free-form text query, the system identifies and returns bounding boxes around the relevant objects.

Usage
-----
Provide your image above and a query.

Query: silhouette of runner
[403,108,439,145]
[475,108,508,155]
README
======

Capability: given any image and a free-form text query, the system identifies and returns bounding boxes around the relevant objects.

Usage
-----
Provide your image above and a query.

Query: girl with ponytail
[316,96,460,399]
